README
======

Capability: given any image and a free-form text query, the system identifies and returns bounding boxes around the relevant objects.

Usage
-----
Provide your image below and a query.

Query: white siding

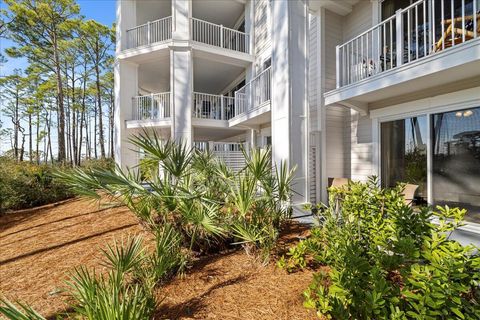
[326,106,350,179]
[350,110,373,181]
[324,10,350,180]
[309,13,319,131]
[342,0,373,42]
[254,0,271,56]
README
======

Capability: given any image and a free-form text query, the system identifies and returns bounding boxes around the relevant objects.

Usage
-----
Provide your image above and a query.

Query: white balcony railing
[126,16,172,49]
[193,92,235,120]
[132,93,171,121]
[336,0,479,88]
[234,67,271,117]
[191,18,249,53]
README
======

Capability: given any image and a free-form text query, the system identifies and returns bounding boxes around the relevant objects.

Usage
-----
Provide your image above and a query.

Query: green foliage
[0,299,46,320]
[57,131,296,262]
[80,158,115,171]
[280,177,480,319]
[66,228,185,320]
[0,157,72,213]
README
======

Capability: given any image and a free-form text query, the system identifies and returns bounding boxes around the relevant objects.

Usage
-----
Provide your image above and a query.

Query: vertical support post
[220,95,225,120]
[147,21,151,44]
[335,45,341,88]
[220,25,224,48]
[150,93,154,119]
[395,9,404,67]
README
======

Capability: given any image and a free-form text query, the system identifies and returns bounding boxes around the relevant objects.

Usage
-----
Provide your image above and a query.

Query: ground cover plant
[279,177,480,319]
[0,130,296,318]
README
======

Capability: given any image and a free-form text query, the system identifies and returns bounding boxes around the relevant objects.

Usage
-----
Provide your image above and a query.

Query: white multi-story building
[115,0,480,240]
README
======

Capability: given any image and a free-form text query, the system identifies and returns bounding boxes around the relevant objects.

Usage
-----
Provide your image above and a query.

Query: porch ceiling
[193,126,245,142]
[193,56,245,94]
[192,0,244,28]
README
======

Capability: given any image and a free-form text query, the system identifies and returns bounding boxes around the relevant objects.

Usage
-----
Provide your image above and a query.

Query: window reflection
[432,107,480,223]
[381,116,428,202]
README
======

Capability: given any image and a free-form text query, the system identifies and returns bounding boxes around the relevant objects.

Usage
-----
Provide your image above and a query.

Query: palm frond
[0,299,46,320]
[101,236,145,274]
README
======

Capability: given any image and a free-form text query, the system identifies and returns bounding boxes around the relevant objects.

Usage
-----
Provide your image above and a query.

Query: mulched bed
[0,199,317,319]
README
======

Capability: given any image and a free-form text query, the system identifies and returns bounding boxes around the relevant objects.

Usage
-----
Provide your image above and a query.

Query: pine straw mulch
[0,199,318,320]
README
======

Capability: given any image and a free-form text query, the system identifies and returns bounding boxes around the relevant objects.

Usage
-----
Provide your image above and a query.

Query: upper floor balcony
[127,92,171,129]
[126,17,173,50]
[325,0,480,110]
[229,67,272,127]
[125,17,249,54]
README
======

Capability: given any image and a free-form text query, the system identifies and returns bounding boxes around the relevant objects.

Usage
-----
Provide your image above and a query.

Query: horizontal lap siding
[342,1,374,181]
[309,13,319,131]
[254,0,271,56]
[342,0,373,42]
[324,11,350,180]
[350,110,373,181]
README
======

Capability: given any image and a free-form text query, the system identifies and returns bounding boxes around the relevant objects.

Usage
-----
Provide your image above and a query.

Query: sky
[0,0,117,153]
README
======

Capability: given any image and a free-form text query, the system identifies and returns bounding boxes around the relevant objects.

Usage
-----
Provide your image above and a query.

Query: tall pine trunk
[53,35,66,163]
[95,41,105,158]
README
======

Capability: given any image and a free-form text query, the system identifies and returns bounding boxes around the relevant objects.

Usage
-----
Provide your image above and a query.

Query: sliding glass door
[381,116,428,202]
[381,106,480,224]
[432,107,480,223]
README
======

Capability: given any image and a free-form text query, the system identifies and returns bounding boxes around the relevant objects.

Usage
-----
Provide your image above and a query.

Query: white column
[114,60,138,170]
[170,0,193,147]
[246,129,257,153]
[271,0,308,204]
[114,0,138,170]
[116,0,136,53]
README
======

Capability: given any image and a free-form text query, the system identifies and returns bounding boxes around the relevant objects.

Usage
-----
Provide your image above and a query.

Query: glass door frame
[372,93,480,228]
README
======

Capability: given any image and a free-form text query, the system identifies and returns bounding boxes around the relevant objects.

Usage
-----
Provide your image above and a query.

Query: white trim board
[370,87,480,121]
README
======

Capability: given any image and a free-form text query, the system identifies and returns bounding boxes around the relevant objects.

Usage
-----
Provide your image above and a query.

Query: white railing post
[395,9,404,67]
[221,95,225,120]
[220,25,224,49]
[149,93,154,119]
[147,21,151,45]
[335,45,341,88]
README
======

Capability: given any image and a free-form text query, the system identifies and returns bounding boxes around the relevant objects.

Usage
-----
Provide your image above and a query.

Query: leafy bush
[80,157,115,171]
[280,177,480,319]
[0,157,73,213]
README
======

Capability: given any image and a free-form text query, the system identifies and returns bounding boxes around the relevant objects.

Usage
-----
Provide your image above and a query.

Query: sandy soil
[0,199,317,320]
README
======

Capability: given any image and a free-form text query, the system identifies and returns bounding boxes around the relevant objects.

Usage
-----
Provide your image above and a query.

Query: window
[432,107,480,224]
[380,106,480,224]
[381,116,428,202]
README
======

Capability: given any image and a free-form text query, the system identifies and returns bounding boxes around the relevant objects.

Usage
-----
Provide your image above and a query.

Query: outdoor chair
[329,177,350,189]
[401,183,419,207]
[435,13,480,52]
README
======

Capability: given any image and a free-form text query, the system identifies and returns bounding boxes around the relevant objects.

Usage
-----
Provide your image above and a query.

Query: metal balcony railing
[132,93,171,120]
[126,16,172,49]
[336,0,479,88]
[191,18,249,53]
[192,92,235,120]
[234,67,271,117]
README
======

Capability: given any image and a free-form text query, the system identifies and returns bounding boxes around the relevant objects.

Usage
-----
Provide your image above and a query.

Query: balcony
[229,67,271,126]
[325,0,480,109]
[192,92,236,121]
[125,17,172,50]
[121,17,251,61]
[126,93,171,129]
[191,18,249,54]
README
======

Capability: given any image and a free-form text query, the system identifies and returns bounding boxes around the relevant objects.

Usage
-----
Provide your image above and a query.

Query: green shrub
[80,158,115,171]
[0,157,72,213]
[55,131,296,262]
[280,177,480,319]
